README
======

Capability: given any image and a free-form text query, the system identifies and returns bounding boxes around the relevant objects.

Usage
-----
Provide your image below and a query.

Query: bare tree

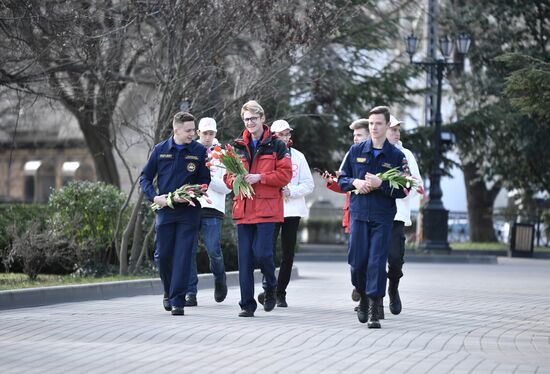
[0,0,158,186]
[1,0,355,273]
[114,0,344,274]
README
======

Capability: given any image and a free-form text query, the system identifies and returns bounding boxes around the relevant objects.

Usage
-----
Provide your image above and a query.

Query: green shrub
[0,203,49,271]
[47,181,128,267]
[6,221,77,280]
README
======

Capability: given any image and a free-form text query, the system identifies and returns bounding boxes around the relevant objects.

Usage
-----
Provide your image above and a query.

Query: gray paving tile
[1,259,550,373]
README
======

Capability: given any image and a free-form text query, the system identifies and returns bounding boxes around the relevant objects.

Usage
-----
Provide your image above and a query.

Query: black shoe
[163,292,171,311]
[185,294,197,307]
[351,288,360,302]
[388,279,402,315]
[354,305,359,312]
[238,309,254,317]
[264,289,276,312]
[276,294,288,308]
[379,299,385,320]
[257,291,265,305]
[214,279,228,303]
[171,307,184,316]
[357,293,368,324]
[367,297,381,328]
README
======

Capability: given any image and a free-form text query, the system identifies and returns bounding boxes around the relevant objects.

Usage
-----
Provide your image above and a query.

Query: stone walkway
[1,258,549,373]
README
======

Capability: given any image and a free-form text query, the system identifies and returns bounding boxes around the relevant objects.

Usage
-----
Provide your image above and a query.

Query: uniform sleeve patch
[356,157,366,163]
[187,162,197,172]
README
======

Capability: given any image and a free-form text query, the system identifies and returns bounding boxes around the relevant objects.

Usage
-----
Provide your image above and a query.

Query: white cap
[389,115,402,127]
[198,117,217,132]
[270,119,292,133]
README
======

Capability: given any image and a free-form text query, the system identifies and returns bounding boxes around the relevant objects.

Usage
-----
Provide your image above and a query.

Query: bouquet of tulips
[376,167,421,195]
[151,183,211,211]
[354,167,421,195]
[207,144,254,199]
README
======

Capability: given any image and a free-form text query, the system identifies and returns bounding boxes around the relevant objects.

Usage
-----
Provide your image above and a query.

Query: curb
[295,253,498,264]
[0,266,299,310]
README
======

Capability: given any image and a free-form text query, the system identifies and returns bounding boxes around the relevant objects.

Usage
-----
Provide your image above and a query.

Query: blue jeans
[237,223,277,312]
[187,217,226,295]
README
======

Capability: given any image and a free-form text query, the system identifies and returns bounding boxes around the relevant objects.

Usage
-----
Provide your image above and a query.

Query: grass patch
[450,242,550,253]
[450,242,507,251]
[407,242,550,253]
[0,273,155,291]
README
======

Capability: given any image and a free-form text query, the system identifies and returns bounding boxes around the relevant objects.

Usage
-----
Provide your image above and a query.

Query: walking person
[320,118,369,303]
[338,106,407,328]
[257,120,314,308]
[185,117,230,307]
[384,115,423,315]
[140,112,211,316]
[224,101,292,317]
[321,118,370,236]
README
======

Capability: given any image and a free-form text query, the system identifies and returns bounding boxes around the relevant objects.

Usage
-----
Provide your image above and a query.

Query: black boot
[351,288,360,302]
[264,288,276,312]
[367,297,381,328]
[257,291,265,305]
[214,276,228,303]
[276,293,288,307]
[162,292,171,311]
[388,278,402,315]
[357,293,369,323]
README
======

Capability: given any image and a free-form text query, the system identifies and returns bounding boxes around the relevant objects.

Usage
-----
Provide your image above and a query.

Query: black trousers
[273,216,301,296]
[387,220,405,281]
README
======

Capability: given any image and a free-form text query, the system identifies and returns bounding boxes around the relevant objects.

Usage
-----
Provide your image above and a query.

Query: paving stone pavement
[0,258,549,374]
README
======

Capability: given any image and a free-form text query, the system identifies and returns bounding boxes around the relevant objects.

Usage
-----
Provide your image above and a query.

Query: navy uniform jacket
[338,139,407,222]
[140,137,211,225]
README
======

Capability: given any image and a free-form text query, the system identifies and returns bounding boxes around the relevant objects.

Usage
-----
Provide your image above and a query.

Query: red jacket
[326,179,350,234]
[224,125,292,224]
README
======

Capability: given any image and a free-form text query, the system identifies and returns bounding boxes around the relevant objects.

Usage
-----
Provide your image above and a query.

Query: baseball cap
[389,115,402,128]
[271,120,293,133]
[198,117,217,132]
[349,118,369,130]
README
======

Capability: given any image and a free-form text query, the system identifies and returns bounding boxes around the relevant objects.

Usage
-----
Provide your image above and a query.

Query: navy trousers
[237,223,277,312]
[348,218,393,298]
[156,221,198,308]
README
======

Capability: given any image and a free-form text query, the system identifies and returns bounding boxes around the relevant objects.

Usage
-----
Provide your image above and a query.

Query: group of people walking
[139,100,421,328]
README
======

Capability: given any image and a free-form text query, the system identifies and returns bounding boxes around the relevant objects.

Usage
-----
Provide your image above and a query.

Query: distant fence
[302,202,548,246]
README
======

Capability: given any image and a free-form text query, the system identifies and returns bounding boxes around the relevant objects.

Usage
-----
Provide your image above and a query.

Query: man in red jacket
[224,100,292,317]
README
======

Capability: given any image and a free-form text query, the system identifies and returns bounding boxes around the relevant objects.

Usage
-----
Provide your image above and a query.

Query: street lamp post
[405,32,471,253]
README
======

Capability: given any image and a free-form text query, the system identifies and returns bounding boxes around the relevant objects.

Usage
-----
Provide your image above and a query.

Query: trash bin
[508,222,535,258]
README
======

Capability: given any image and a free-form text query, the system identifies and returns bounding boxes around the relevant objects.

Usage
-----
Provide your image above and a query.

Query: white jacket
[198,138,230,214]
[394,141,423,226]
[284,147,314,218]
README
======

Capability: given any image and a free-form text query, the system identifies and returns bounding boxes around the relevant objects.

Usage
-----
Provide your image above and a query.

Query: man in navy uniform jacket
[338,106,407,328]
[140,112,211,316]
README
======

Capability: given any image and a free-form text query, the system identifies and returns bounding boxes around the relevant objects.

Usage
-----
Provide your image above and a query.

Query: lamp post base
[418,206,451,254]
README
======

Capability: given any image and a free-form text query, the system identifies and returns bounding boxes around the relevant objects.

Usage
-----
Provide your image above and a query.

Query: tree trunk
[78,118,120,187]
[119,192,144,275]
[128,204,144,273]
[131,221,155,275]
[463,162,501,242]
